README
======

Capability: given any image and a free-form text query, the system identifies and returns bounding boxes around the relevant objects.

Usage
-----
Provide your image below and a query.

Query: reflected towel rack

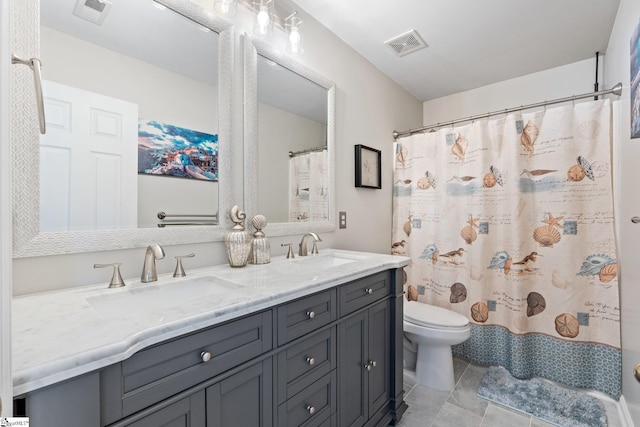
[157,211,218,227]
[157,212,218,219]
[288,146,327,158]
[158,222,217,227]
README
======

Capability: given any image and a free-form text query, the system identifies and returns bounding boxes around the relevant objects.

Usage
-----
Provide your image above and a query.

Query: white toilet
[403,301,471,391]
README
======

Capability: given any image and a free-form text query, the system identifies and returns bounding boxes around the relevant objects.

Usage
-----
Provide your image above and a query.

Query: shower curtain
[289,150,329,222]
[392,99,621,398]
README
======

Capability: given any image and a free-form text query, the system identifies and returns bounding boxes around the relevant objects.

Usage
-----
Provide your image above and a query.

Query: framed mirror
[12,0,234,257]
[244,35,336,235]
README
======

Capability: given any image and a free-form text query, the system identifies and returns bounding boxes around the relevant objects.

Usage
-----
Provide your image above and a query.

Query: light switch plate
[339,211,347,229]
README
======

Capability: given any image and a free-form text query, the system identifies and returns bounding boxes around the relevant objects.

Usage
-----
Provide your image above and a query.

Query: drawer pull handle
[306,310,315,319]
[365,288,373,294]
[306,405,316,415]
[200,351,212,362]
[364,360,377,371]
[306,357,315,365]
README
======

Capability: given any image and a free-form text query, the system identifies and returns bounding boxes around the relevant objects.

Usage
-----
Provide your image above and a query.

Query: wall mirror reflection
[245,36,336,235]
[13,0,233,256]
[41,0,219,231]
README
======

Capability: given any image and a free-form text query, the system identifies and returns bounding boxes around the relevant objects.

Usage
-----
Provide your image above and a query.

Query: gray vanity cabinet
[15,268,406,427]
[206,358,273,427]
[338,299,391,427]
[120,391,205,427]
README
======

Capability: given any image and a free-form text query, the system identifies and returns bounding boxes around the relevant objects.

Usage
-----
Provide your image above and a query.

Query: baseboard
[618,395,635,427]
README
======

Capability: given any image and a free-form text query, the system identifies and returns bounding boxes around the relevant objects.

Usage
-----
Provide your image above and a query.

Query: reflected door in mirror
[40,80,138,232]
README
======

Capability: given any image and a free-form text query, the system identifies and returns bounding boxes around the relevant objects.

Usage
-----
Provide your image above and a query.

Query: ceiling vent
[73,0,113,25]
[385,30,427,57]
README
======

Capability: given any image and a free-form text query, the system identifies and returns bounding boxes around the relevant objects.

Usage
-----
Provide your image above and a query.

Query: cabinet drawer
[277,290,336,345]
[339,272,389,316]
[119,310,272,417]
[277,371,336,427]
[277,328,336,403]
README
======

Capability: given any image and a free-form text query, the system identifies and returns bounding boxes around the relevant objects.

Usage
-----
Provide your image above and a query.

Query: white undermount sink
[289,252,368,269]
[86,276,241,317]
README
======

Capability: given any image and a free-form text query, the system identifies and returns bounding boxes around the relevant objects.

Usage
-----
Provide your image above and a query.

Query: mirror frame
[12,0,234,257]
[243,35,336,235]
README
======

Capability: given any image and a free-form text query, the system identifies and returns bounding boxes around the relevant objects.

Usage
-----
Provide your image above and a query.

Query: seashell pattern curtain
[392,100,621,398]
[289,150,329,222]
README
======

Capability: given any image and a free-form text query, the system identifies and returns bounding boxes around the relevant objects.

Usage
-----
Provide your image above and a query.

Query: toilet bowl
[403,301,470,391]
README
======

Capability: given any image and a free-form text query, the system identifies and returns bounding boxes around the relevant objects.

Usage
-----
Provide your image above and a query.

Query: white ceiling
[41,0,219,86]
[290,0,621,102]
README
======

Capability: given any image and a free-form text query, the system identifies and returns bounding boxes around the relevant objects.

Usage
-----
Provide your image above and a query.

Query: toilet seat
[404,301,469,330]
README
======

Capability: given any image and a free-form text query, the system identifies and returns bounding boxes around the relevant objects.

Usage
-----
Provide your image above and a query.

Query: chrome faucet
[141,244,165,283]
[299,232,322,256]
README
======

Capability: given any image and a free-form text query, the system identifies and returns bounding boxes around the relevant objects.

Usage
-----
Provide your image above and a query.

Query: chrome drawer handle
[306,405,316,415]
[306,310,315,319]
[365,288,373,294]
[200,351,212,362]
[306,357,315,366]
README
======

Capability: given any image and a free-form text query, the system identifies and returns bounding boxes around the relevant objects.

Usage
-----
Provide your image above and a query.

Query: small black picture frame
[355,144,381,189]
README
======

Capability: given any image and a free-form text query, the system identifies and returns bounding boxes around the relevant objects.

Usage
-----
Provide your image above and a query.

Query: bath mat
[477,366,607,427]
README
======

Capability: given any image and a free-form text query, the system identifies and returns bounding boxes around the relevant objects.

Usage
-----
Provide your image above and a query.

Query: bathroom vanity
[12,250,409,427]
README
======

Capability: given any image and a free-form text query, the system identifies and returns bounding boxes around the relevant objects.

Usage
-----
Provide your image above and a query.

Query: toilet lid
[404,301,469,328]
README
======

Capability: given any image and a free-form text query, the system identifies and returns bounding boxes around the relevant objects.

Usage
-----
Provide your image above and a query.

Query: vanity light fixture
[253,0,274,37]
[214,0,237,17]
[285,12,303,55]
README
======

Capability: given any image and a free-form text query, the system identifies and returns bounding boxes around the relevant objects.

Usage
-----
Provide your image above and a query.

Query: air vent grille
[84,0,107,12]
[385,30,427,57]
[73,0,112,25]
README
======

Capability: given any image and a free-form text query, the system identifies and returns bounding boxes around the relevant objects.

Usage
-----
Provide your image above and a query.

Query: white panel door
[40,80,138,231]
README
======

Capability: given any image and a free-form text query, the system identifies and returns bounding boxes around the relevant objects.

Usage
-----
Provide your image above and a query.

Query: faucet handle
[173,253,195,277]
[94,263,126,288]
[281,243,295,259]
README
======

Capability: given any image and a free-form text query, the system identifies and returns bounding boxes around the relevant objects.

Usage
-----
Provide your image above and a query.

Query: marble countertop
[12,249,409,396]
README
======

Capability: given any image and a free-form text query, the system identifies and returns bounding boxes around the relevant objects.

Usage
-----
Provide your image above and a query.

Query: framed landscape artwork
[138,120,219,181]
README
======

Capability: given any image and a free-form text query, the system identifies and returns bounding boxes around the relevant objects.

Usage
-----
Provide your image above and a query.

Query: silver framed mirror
[12,0,234,257]
[243,35,336,235]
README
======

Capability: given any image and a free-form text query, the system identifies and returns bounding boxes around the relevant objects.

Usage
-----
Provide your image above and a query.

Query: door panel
[206,359,273,427]
[338,311,367,427]
[39,80,138,231]
[368,300,391,417]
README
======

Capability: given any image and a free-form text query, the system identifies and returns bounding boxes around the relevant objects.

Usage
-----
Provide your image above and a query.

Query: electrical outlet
[339,211,347,229]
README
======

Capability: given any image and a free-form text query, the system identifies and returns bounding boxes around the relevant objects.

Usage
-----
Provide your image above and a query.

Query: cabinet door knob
[306,405,316,415]
[306,357,315,365]
[365,288,373,294]
[306,310,315,319]
[364,360,377,371]
[634,363,640,382]
[200,351,212,362]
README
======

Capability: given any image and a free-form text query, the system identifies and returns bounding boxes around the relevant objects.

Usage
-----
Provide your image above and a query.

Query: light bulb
[289,26,301,54]
[256,5,270,33]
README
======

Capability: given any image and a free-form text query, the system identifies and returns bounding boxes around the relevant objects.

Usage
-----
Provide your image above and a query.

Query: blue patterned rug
[477,366,607,427]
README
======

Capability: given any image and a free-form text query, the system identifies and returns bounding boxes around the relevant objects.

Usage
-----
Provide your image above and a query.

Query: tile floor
[395,357,623,427]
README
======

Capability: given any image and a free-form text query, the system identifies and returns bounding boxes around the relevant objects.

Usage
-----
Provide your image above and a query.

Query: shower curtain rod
[392,82,623,140]
[288,145,327,157]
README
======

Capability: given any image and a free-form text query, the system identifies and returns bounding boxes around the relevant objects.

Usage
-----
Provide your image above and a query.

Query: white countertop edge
[13,250,409,395]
